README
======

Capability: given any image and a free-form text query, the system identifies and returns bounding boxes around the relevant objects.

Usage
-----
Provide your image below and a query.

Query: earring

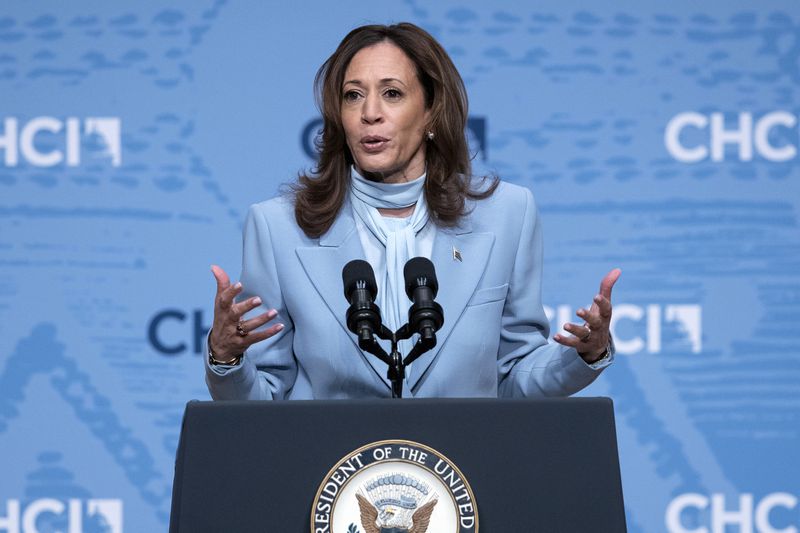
[426,131,435,141]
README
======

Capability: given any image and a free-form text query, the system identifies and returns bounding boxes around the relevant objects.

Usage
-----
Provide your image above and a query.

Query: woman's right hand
[208,264,284,363]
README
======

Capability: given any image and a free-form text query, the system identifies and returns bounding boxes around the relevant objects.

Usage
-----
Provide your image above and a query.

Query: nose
[360,93,383,124]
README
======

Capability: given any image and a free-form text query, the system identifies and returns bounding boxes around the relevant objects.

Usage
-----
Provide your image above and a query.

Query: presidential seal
[311,439,478,533]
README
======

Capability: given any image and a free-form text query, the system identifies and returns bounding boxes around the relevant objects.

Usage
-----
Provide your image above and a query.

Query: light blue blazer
[206,181,611,400]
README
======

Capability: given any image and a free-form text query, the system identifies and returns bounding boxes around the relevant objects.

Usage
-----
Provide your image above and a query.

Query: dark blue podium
[169,398,627,532]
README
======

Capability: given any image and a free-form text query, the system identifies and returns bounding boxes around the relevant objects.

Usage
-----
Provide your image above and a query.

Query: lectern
[169,398,626,532]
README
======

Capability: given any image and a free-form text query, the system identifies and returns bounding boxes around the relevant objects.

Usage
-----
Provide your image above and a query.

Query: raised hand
[554,268,621,363]
[208,265,284,363]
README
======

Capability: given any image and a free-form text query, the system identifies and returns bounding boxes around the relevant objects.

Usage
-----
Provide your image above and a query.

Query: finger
[592,294,612,319]
[553,332,581,349]
[555,329,607,355]
[599,268,622,299]
[575,307,601,331]
[575,304,608,331]
[241,323,285,346]
[217,281,243,309]
[231,296,264,318]
[238,309,278,331]
[211,265,231,293]
[563,322,591,341]
[578,303,604,329]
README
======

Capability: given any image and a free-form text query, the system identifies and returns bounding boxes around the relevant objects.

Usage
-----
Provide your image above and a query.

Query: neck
[357,164,425,184]
[378,205,415,218]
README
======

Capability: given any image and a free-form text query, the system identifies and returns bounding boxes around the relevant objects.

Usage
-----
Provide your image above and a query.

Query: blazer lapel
[295,207,391,389]
[407,221,495,389]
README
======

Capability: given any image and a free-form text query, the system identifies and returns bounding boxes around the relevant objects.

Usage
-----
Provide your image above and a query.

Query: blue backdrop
[1,1,798,531]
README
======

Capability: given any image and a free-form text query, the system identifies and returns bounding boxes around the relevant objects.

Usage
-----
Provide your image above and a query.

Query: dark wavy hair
[292,22,498,238]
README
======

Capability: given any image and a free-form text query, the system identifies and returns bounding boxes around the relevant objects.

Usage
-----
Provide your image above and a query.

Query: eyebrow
[343,77,407,87]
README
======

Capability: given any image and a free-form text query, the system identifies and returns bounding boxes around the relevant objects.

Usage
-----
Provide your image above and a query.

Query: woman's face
[341,41,431,183]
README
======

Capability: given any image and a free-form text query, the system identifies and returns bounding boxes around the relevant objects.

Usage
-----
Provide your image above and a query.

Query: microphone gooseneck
[341,257,445,399]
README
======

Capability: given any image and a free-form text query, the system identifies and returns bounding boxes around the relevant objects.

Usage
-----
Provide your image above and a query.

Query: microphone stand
[357,324,437,399]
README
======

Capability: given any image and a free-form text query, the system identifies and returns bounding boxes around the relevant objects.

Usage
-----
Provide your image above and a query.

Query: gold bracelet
[208,346,243,366]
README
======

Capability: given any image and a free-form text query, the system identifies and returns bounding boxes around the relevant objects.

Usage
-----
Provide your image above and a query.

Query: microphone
[342,260,382,344]
[403,257,444,340]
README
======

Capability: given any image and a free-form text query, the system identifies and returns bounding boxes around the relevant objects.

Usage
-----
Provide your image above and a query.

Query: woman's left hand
[553,268,621,363]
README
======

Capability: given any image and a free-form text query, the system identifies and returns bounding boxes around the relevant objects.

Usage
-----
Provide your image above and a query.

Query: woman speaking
[204,22,620,400]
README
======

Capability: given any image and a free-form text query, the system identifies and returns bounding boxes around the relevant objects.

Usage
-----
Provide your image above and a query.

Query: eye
[343,90,362,103]
[384,88,402,99]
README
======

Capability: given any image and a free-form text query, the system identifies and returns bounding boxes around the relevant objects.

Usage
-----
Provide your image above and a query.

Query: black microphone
[342,260,382,344]
[404,257,444,340]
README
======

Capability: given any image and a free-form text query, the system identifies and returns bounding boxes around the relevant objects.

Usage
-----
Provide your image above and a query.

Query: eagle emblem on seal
[355,473,438,533]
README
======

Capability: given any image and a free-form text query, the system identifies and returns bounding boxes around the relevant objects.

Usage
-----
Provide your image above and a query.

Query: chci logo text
[0,498,122,533]
[0,117,121,167]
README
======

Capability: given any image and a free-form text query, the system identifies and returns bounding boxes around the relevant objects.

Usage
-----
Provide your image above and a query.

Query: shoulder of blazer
[247,195,316,245]
[248,194,294,224]
[466,179,535,231]
[472,179,532,209]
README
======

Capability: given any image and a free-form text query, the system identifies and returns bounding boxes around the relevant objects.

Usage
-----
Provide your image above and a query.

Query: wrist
[209,347,243,366]
[208,331,243,366]
[580,343,610,364]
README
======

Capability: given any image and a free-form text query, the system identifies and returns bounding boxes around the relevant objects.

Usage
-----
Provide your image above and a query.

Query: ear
[424,107,433,129]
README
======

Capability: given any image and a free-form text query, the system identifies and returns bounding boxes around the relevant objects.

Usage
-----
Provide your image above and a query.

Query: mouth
[360,135,389,153]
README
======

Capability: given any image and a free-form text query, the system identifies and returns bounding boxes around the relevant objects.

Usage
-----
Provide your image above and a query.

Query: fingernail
[253,297,261,305]
[276,323,285,330]
[234,282,242,289]
[268,309,277,318]
[594,295,602,303]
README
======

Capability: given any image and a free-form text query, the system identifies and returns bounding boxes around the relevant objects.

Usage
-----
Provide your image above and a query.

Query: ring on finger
[236,321,248,337]
[580,322,591,342]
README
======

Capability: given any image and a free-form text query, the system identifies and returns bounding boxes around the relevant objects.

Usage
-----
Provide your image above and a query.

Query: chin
[355,158,396,176]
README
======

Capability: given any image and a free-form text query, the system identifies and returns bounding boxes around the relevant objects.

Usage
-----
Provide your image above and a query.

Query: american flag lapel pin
[452,246,462,262]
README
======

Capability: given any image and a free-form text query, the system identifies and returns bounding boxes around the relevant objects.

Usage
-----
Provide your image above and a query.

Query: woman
[205,23,620,400]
